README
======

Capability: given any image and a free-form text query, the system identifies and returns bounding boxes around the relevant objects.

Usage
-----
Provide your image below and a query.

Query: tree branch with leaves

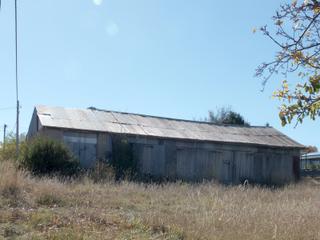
[256,0,320,126]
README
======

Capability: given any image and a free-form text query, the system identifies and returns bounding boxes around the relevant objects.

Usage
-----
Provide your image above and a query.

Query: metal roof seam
[35,105,304,148]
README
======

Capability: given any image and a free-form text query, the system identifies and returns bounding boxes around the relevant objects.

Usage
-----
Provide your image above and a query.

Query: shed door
[79,141,97,168]
[218,151,234,184]
[63,132,97,168]
[141,145,153,175]
[177,149,195,180]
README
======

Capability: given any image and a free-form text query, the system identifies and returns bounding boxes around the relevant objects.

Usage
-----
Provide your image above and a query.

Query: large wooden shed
[27,105,304,185]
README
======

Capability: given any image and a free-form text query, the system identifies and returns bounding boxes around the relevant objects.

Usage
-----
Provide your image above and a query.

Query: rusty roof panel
[35,105,304,148]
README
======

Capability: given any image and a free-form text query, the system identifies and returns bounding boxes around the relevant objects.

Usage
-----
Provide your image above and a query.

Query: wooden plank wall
[124,136,300,185]
[39,129,301,185]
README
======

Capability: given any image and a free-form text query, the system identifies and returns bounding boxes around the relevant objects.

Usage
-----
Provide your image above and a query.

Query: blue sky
[0,0,318,149]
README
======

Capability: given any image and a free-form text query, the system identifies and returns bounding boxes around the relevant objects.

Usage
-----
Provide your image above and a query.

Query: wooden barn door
[176,148,195,180]
[141,145,153,175]
[63,132,97,168]
[219,151,234,184]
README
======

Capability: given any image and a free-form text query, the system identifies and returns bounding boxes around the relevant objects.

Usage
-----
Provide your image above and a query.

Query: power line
[0,106,16,111]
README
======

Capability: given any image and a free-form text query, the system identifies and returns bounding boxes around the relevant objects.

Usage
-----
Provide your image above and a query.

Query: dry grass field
[0,161,320,240]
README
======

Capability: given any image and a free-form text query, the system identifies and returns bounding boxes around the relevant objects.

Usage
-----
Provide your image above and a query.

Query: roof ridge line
[87,106,270,128]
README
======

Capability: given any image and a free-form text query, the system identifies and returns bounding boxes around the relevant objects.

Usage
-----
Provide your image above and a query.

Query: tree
[0,132,26,162]
[0,132,17,162]
[305,145,318,153]
[207,107,250,126]
[256,0,320,126]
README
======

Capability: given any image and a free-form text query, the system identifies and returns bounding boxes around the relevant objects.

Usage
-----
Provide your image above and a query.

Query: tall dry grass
[0,161,27,202]
[0,160,320,239]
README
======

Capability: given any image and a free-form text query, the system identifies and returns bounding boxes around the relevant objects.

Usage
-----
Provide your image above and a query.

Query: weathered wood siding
[117,135,301,185]
[26,109,40,139]
[34,127,301,185]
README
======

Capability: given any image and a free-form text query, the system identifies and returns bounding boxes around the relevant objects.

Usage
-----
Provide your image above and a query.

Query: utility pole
[3,124,7,151]
[15,0,20,158]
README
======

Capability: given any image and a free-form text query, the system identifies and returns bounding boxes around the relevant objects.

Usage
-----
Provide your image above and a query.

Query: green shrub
[21,137,80,176]
[0,132,26,163]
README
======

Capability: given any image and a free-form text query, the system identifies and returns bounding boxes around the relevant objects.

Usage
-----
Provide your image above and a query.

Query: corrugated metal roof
[301,152,320,159]
[34,105,304,148]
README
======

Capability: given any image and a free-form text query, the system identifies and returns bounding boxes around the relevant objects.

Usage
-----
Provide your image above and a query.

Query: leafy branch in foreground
[256,0,320,126]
